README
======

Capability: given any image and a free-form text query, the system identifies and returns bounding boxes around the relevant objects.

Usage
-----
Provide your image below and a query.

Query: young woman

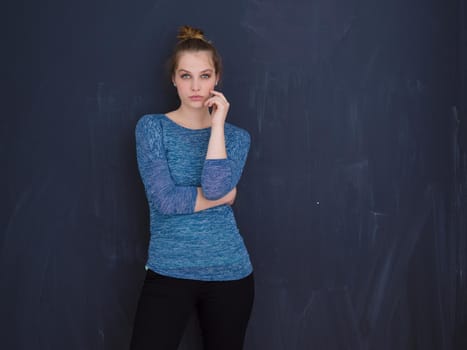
[130,26,254,350]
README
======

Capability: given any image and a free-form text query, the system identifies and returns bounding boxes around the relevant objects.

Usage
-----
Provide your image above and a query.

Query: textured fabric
[135,114,252,281]
[130,270,254,350]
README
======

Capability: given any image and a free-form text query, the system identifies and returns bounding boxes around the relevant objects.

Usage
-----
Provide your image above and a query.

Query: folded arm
[136,116,234,215]
[201,124,251,200]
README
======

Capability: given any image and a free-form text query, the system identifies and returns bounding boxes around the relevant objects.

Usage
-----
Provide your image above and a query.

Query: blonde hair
[177,25,206,42]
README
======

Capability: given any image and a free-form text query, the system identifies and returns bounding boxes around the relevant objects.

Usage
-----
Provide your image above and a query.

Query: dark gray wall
[1,0,466,349]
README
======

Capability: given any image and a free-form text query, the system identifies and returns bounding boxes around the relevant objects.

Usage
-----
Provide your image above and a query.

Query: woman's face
[172,50,219,109]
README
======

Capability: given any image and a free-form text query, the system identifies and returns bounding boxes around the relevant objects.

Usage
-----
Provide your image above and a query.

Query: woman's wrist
[206,123,227,159]
[194,187,235,212]
[210,119,225,129]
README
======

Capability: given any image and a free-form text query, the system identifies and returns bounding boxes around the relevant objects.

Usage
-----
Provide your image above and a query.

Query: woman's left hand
[204,90,230,126]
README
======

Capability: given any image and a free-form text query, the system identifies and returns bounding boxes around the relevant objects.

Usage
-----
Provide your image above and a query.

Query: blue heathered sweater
[135,114,253,281]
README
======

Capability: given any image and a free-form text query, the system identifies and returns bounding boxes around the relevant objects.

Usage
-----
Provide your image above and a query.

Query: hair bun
[177,25,206,42]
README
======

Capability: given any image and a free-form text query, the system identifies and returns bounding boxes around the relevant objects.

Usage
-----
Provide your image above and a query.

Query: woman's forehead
[176,51,215,71]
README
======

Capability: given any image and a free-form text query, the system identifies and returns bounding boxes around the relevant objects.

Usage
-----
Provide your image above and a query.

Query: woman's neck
[166,105,212,129]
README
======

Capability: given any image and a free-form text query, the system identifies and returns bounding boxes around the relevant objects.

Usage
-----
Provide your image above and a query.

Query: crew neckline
[162,114,211,131]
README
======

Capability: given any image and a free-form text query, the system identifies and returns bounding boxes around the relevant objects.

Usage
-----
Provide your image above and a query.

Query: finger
[204,96,215,107]
[205,100,220,109]
[204,96,227,108]
[210,90,223,96]
[210,90,228,103]
[204,97,217,108]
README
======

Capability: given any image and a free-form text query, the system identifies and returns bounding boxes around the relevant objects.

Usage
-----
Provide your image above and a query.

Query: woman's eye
[181,74,190,79]
[201,74,211,79]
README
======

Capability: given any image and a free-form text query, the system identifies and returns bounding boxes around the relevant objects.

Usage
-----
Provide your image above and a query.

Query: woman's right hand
[224,187,237,206]
[194,187,237,212]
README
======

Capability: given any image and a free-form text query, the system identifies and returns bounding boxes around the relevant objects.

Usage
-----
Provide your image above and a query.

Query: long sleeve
[135,115,197,215]
[139,116,253,281]
[200,128,251,200]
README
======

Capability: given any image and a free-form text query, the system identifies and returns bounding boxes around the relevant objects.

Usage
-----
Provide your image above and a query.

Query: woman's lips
[189,95,203,101]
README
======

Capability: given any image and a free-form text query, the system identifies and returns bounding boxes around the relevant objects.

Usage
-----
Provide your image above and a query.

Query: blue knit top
[135,114,253,281]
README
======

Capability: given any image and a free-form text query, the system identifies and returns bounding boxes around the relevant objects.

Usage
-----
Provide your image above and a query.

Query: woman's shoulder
[136,114,165,127]
[135,114,167,134]
[225,122,251,148]
[225,122,250,140]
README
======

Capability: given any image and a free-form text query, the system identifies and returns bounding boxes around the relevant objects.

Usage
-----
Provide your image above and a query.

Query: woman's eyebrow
[177,68,213,73]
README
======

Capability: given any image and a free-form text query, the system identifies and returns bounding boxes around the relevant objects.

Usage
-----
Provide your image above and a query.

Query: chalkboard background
[1,0,466,349]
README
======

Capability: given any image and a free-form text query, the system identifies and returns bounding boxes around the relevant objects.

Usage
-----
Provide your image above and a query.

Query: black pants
[130,269,254,350]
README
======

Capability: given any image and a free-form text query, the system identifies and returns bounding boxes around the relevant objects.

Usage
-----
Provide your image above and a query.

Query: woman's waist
[150,205,237,235]
[147,232,250,268]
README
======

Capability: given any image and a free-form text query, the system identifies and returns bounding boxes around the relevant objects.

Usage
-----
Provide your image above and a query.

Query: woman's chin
[184,101,207,109]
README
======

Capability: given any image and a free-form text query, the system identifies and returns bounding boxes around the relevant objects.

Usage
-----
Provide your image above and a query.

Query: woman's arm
[201,91,250,200]
[136,115,232,215]
[205,123,227,159]
[205,90,228,160]
[195,187,236,211]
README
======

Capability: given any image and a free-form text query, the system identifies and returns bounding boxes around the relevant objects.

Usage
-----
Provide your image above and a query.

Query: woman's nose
[191,79,200,91]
